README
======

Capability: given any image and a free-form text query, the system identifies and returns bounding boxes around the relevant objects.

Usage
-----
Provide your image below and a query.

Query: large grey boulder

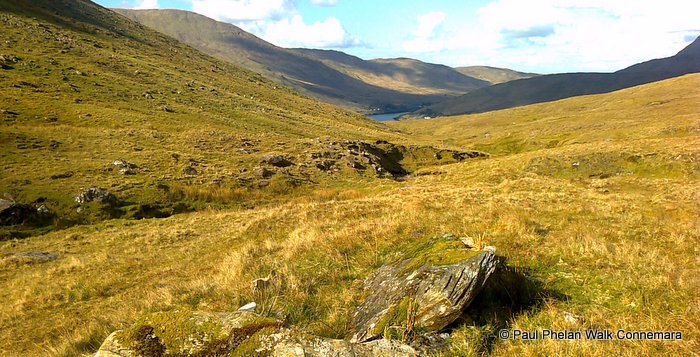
[351,241,497,343]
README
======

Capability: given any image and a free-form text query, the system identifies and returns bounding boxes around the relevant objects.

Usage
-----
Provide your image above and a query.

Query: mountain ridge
[410,36,700,117]
[113,8,508,113]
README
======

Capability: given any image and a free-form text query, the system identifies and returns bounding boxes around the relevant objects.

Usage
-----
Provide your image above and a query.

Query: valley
[0,1,698,356]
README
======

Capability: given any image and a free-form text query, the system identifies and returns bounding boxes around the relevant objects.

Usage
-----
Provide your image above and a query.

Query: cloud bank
[190,0,357,49]
[402,0,700,72]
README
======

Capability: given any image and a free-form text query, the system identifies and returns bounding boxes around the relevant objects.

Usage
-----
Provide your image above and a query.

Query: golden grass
[1,121,698,355]
[1,4,698,355]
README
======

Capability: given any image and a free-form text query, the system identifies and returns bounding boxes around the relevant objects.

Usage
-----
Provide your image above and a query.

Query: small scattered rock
[315,160,335,171]
[254,166,275,178]
[74,187,117,205]
[7,251,58,263]
[261,154,293,167]
[564,311,580,325]
[112,159,136,169]
[183,166,198,176]
[238,302,257,312]
[49,172,73,180]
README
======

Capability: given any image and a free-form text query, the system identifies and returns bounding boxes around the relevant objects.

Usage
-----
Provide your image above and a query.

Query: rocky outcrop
[112,159,137,175]
[74,188,117,205]
[306,140,488,179]
[0,198,53,226]
[94,310,430,357]
[262,154,294,167]
[351,240,497,342]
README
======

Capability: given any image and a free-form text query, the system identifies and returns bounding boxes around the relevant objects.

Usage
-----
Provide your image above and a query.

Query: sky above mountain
[97,0,699,74]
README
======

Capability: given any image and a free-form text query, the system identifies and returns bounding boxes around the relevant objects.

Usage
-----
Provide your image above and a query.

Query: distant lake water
[366,112,409,121]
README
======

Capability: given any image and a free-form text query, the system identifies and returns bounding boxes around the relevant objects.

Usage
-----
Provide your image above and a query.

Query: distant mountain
[114,9,490,113]
[454,66,538,85]
[411,36,700,117]
[292,49,488,95]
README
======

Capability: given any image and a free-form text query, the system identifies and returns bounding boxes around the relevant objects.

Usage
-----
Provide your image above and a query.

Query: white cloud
[262,15,358,48]
[402,12,446,52]
[190,0,361,49]
[309,0,338,6]
[134,0,158,9]
[191,0,295,22]
[413,12,445,38]
[402,0,700,72]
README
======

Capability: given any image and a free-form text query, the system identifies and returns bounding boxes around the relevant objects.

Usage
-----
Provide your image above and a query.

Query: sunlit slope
[0,0,405,231]
[412,37,700,116]
[455,65,538,85]
[1,73,697,356]
[114,8,482,113]
[291,49,488,95]
[392,73,700,157]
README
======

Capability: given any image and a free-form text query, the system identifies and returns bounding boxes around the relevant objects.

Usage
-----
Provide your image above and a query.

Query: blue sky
[95,0,700,74]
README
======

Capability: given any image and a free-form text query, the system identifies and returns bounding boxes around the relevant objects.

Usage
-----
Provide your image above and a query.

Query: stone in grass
[183,166,198,176]
[351,236,497,343]
[95,309,282,357]
[261,154,293,167]
[74,188,117,205]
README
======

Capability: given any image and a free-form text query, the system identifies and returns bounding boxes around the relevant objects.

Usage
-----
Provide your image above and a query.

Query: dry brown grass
[1,71,698,355]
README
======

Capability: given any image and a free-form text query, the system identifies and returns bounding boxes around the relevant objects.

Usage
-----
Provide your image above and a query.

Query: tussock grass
[0,2,698,356]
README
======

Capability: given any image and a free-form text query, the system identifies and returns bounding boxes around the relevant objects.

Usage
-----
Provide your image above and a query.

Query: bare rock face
[351,241,497,343]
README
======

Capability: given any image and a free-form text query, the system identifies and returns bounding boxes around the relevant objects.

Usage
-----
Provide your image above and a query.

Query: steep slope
[114,8,488,113]
[454,65,538,85]
[0,0,427,236]
[292,48,489,95]
[412,36,700,117]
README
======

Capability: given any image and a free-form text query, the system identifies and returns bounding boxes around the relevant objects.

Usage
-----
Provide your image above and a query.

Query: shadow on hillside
[448,259,567,354]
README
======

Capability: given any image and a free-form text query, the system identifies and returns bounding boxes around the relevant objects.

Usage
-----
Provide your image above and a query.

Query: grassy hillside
[1,1,698,356]
[114,9,488,113]
[411,37,700,117]
[0,0,438,240]
[455,65,538,85]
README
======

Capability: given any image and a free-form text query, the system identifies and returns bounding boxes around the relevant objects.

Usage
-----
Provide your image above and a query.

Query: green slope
[0,0,422,237]
[454,65,538,85]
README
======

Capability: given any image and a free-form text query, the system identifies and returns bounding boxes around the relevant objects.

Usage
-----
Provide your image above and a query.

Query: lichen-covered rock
[94,310,425,357]
[74,187,117,205]
[262,154,294,167]
[94,310,282,357]
[351,238,497,343]
[254,328,419,356]
[94,331,136,357]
